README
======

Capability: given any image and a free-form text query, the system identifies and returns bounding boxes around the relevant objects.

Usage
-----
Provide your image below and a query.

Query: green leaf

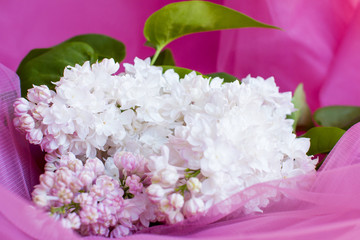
[65,34,126,63]
[301,127,346,155]
[17,34,126,97]
[288,84,313,132]
[17,42,95,97]
[160,65,202,78]
[314,106,360,130]
[152,49,176,66]
[144,1,279,64]
[17,48,50,74]
[206,72,238,83]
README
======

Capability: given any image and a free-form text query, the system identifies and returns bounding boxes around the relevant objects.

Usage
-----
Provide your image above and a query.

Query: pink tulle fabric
[1,0,360,239]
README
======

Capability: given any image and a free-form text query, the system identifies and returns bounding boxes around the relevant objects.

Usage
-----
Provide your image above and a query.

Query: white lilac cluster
[14,57,315,237]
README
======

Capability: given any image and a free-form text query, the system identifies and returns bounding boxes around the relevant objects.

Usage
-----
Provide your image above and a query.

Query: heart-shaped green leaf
[301,127,346,155]
[314,106,360,130]
[65,34,126,63]
[144,1,279,64]
[288,84,314,132]
[18,42,95,97]
[206,72,238,83]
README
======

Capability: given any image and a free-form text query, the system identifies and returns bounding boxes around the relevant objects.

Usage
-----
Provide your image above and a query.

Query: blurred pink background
[1,0,360,109]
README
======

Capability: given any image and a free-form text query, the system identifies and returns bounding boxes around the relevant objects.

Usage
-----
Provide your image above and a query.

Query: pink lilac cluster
[14,58,316,237]
[32,151,157,237]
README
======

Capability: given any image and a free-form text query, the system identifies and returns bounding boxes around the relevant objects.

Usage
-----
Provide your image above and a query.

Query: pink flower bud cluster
[145,146,206,224]
[32,152,155,237]
[146,177,205,224]
[13,88,51,145]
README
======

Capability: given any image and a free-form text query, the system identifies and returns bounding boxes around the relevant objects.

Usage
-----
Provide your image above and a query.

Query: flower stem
[151,48,162,65]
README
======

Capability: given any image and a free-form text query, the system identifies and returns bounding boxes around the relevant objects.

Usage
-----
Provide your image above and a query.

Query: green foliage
[65,34,126,63]
[144,1,279,64]
[206,72,238,83]
[314,106,360,130]
[17,34,125,97]
[301,127,346,155]
[160,65,202,78]
[152,49,176,66]
[17,42,95,97]
[288,84,313,132]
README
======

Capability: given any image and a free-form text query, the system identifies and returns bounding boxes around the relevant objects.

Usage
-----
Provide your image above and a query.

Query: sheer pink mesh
[2,64,360,239]
[0,63,41,200]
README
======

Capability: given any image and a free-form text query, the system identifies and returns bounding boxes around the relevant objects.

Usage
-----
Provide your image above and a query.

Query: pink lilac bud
[68,178,83,193]
[114,151,138,172]
[103,195,124,213]
[45,153,59,163]
[80,205,99,224]
[31,102,48,120]
[56,187,73,204]
[58,153,76,167]
[146,184,165,202]
[27,85,52,103]
[106,187,125,202]
[183,197,205,218]
[168,193,184,210]
[156,212,167,222]
[66,213,81,229]
[187,177,202,194]
[90,185,105,199]
[74,193,95,207]
[13,117,22,132]
[90,223,109,237]
[126,175,143,195]
[41,135,59,153]
[32,186,50,207]
[67,158,83,173]
[39,171,55,190]
[97,203,116,227]
[110,225,130,238]
[95,175,118,194]
[26,128,43,144]
[56,167,74,185]
[167,210,184,224]
[13,98,30,116]
[44,162,58,172]
[18,113,35,132]
[85,158,105,176]
[134,155,147,174]
[79,169,96,187]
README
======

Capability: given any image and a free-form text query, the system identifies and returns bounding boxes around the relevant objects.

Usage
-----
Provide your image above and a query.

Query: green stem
[150,48,163,65]
[184,169,201,179]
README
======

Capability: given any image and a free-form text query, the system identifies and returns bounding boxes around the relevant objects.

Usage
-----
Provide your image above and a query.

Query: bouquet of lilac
[12,1,341,238]
[13,57,315,237]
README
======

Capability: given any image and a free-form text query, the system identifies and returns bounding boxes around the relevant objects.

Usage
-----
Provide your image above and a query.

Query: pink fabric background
[1,0,360,239]
[1,0,360,109]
